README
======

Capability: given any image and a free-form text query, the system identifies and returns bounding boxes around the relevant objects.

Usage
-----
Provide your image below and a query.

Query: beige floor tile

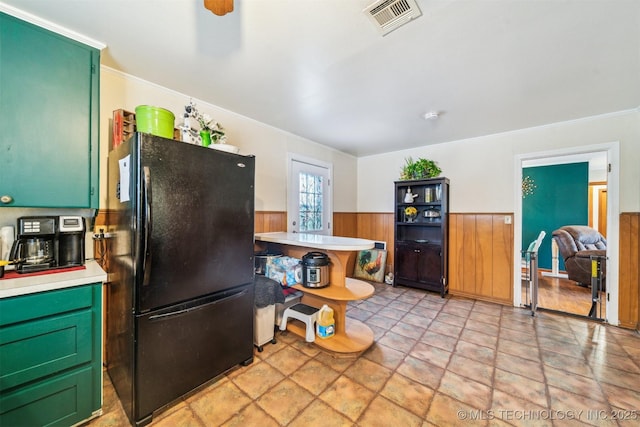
[455,340,496,365]
[437,312,468,327]
[411,305,440,320]
[590,363,640,391]
[378,330,417,353]
[438,371,493,410]
[287,400,352,427]
[264,345,311,376]
[388,299,415,312]
[498,327,532,345]
[231,361,285,399]
[420,330,459,352]
[188,380,252,426]
[255,378,314,425]
[290,359,341,395]
[543,365,607,402]
[490,389,551,427]
[599,382,640,410]
[547,386,618,427]
[90,287,640,427]
[220,402,280,427]
[380,372,434,417]
[495,351,544,383]
[402,312,433,328]
[428,320,463,338]
[447,354,494,387]
[290,338,323,357]
[343,357,393,392]
[540,348,594,378]
[391,320,426,339]
[315,350,357,372]
[460,328,499,349]
[409,341,452,368]
[584,348,640,373]
[493,368,548,408]
[362,342,406,370]
[357,395,423,427]
[497,337,541,362]
[150,406,204,427]
[365,313,398,330]
[397,355,445,390]
[426,393,488,427]
[319,376,375,421]
[377,306,406,320]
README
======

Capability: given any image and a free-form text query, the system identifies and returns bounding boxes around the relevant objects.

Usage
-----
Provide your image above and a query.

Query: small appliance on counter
[301,251,330,288]
[8,216,85,273]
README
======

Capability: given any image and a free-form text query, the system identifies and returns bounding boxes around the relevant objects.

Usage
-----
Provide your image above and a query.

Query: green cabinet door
[0,284,103,426]
[0,13,100,208]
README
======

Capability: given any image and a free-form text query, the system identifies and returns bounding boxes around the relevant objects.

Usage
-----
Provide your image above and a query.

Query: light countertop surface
[0,260,107,299]
[255,232,375,251]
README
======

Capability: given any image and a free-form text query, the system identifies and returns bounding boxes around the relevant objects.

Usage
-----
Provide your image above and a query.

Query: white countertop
[255,232,375,251]
[0,260,107,299]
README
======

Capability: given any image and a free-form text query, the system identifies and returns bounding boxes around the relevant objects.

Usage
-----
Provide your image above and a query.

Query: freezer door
[137,134,255,312]
[133,284,254,424]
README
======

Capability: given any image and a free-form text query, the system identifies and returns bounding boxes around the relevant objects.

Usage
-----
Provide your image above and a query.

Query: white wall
[99,67,358,213]
[357,110,640,213]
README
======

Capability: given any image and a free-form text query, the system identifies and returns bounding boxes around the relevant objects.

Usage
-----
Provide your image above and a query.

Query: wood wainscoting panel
[255,211,287,233]
[333,213,358,238]
[449,213,514,305]
[618,213,640,329]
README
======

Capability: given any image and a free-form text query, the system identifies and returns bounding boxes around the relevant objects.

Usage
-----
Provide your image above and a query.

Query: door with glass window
[288,158,332,235]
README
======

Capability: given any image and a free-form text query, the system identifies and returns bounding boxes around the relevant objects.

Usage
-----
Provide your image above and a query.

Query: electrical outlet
[504,215,512,225]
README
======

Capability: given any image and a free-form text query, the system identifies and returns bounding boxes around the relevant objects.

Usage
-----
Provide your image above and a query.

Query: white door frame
[287,153,333,235]
[513,141,620,325]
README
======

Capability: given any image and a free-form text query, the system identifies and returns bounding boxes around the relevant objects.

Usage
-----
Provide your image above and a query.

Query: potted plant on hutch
[399,157,442,180]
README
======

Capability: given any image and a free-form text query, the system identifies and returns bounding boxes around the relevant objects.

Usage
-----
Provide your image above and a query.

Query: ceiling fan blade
[204,0,234,16]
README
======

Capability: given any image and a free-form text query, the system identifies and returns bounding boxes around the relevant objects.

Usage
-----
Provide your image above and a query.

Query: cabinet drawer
[0,285,94,327]
[0,365,93,427]
[0,310,92,390]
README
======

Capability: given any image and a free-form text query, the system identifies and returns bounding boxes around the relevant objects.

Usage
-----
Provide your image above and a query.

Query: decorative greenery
[400,157,442,180]
[184,100,226,143]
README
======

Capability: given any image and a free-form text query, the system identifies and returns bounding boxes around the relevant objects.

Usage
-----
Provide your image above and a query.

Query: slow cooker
[301,251,330,288]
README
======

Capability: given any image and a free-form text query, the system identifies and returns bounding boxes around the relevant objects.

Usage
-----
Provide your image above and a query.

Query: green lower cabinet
[0,284,102,426]
[0,366,93,427]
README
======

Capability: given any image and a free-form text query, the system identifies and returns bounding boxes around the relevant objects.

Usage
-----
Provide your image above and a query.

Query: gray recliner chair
[552,225,606,288]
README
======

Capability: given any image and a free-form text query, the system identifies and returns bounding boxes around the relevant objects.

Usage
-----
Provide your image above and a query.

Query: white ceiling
[3,0,639,157]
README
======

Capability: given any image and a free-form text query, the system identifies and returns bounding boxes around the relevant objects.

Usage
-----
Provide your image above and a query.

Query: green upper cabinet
[0,13,100,208]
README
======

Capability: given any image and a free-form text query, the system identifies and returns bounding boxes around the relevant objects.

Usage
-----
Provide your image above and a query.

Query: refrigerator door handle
[148,288,249,321]
[142,166,152,287]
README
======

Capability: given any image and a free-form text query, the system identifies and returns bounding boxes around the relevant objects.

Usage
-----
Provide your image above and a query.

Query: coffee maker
[9,216,85,273]
[58,216,85,267]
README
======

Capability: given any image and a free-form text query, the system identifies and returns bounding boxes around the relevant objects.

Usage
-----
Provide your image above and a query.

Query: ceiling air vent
[364,0,422,36]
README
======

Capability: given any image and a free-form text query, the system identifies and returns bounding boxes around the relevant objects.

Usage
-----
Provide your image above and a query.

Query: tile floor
[86,283,640,427]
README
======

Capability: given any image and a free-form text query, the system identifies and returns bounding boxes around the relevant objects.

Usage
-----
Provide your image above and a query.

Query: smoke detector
[364,0,423,36]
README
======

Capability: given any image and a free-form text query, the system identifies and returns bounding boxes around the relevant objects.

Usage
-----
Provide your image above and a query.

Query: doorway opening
[514,142,620,325]
[287,154,333,235]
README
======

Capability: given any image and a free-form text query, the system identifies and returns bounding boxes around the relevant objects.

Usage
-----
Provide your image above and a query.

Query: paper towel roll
[1,226,15,260]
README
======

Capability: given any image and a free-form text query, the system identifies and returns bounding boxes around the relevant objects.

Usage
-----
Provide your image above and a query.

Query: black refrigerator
[106,133,255,426]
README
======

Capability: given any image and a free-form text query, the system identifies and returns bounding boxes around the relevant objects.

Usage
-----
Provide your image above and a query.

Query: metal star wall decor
[522,175,536,198]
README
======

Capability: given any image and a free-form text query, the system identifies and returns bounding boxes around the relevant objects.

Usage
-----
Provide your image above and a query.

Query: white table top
[0,260,107,299]
[255,232,375,251]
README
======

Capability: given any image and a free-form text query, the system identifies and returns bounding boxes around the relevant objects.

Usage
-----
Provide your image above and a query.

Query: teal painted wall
[522,162,589,270]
